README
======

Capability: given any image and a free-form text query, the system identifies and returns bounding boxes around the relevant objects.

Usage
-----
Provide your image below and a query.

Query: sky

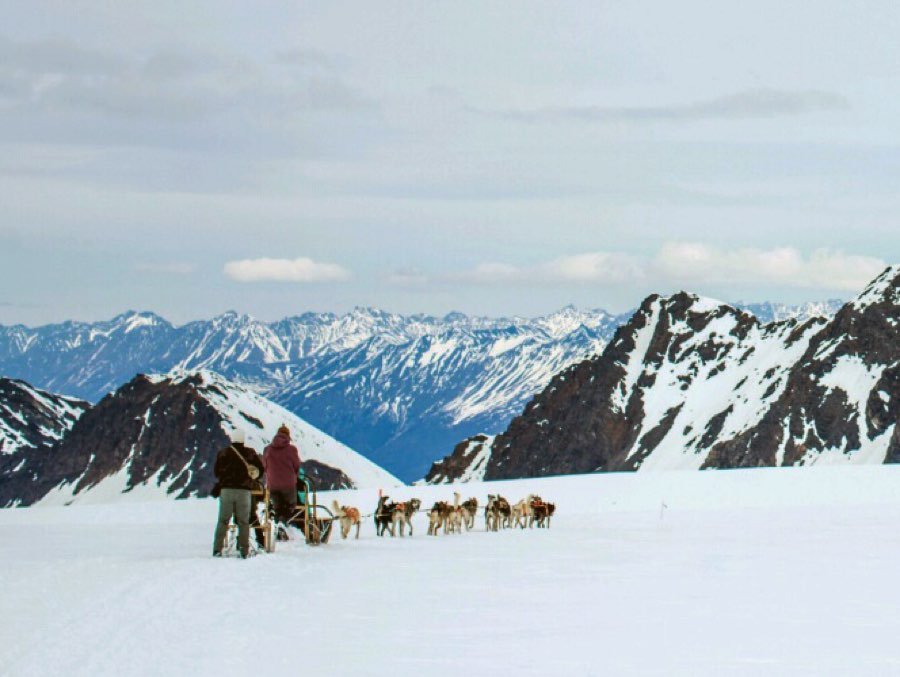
[3,1,900,326]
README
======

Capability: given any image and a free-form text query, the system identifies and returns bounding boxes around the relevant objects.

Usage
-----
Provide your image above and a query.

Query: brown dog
[392,498,421,537]
[530,497,555,528]
[485,494,511,532]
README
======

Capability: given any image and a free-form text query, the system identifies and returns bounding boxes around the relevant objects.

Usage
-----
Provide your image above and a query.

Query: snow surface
[5,466,900,675]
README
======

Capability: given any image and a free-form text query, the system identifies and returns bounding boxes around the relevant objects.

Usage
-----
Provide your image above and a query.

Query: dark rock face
[484,293,766,479]
[423,434,494,484]
[0,374,352,507]
[433,266,900,482]
[300,459,353,493]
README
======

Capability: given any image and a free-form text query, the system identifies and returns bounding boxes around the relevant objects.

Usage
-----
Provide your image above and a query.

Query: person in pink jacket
[264,424,301,524]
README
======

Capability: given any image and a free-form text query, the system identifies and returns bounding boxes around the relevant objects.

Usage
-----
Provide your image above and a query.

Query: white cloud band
[655,243,885,291]
[444,244,885,293]
[224,257,351,283]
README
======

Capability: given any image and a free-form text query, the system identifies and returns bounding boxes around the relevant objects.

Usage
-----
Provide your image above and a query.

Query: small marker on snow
[659,501,668,521]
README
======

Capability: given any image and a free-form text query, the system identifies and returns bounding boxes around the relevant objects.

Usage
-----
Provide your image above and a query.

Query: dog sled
[225,476,335,555]
[283,475,335,546]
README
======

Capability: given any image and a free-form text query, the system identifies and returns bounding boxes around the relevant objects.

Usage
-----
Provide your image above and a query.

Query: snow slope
[166,370,401,491]
[2,371,399,507]
[37,371,400,505]
[3,466,900,676]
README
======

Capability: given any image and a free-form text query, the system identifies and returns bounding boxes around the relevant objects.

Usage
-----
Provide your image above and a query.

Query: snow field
[4,466,900,675]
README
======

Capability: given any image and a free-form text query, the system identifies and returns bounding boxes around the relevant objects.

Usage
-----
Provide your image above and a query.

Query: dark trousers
[270,488,297,524]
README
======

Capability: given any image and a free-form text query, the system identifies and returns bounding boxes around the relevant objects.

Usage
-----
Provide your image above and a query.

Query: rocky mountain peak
[850,264,900,312]
[442,311,468,323]
[427,266,900,483]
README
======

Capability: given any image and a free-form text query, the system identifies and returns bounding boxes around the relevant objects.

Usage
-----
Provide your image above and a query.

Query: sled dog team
[212,427,556,557]
[358,491,555,538]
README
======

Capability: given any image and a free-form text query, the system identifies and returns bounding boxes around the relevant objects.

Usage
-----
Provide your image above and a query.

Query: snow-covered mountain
[0,378,88,498]
[0,371,399,507]
[0,378,87,457]
[0,308,578,401]
[424,266,900,482]
[0,307,625,481]
[271,306,621,480]
[0,301,845,482]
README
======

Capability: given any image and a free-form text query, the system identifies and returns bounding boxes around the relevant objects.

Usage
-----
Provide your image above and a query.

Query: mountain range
[425,269,900,482]
[0,300,844,482]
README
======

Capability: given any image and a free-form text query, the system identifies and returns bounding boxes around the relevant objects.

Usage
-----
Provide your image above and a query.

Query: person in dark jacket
[264,424,301,525]
[212,430,264,558]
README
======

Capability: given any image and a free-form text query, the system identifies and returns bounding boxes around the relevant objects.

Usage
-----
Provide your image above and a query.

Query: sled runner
[285,475,334,545]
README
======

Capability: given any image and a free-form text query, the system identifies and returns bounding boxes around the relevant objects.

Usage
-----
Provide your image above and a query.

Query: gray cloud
[274,49,343,73]
[0,35,119,76]
[0,35,376,140]
[384,268,430,288]
[488,88,851,124]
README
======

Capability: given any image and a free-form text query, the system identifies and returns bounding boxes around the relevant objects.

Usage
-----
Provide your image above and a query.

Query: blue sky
[3,1,900,325]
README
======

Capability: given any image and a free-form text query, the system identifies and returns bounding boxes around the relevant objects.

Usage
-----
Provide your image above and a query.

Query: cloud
[135,262,196,275]
[443,244,883,293]
[384,268,430,287]
[654,243,885,291]
[223,257,351,283]
[449,252,645,285]
[538,252,645,283]
[462,262,523,284]
[274,49,342,72]
[0,36,376,150]
[490,88,851,124]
